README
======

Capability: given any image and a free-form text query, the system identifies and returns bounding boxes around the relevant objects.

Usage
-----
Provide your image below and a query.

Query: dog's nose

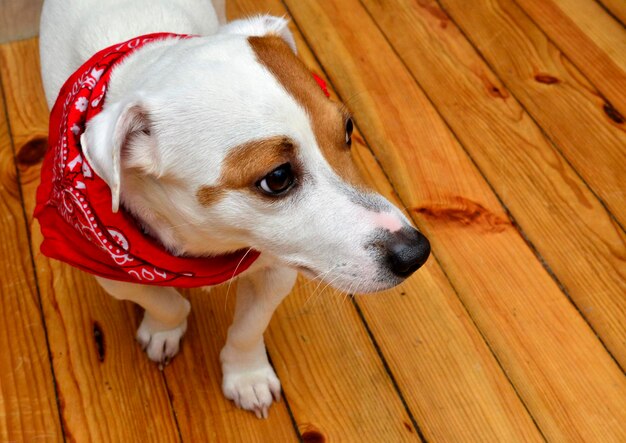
[387,228,430,278]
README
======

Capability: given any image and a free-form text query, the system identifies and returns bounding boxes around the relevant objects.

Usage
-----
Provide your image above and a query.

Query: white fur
[218,15,297,52]
[40,0,417,418]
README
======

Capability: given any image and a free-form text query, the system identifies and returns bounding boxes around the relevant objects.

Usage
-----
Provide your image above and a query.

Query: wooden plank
[439,0,626,229]
[360,0,626,369]
[0,39,180,442]
[229,1,544,441]
[597,0,626,25]
[0,70,63,442]
[514,0,626,114]
[281,0,626,440]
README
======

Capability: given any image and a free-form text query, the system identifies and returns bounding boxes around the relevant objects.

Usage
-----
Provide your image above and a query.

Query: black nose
[387,228,430,278]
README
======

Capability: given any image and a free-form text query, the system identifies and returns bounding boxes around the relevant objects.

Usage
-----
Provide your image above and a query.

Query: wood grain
[230,0,544,441]
[350,140,543,442]
[172,280,416,442]
[0,37,299,443]
[0,72,63,443]
[2,2,625,441]
[514,0,626,114]
[267,280,419,442]
[282,0,626,440]
[597,0,626,25]
[360,0,626,370]
[0,39,180,443]
[439,0,626,229]
[163,285,299,442]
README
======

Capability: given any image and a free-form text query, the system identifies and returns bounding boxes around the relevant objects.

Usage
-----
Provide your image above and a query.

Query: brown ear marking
[196,136,296,207]
[248,35,363,186]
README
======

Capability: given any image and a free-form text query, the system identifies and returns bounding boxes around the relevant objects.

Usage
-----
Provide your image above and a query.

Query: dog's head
[83,15,429,292]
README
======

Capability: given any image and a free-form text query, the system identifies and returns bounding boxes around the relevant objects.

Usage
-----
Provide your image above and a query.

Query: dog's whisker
[342,278,358,307]
[308,272,341,311]
[314,273,343,308]
[351,279,365,301]
[342,277,365,308]
[303,265,338,309]
[355,278,366,295]
[336,279,352,308]
[301,269,329,289]
[224,247,254,312]
[305,276,327,305]
[341,89,371,110]
[317,275,340,302]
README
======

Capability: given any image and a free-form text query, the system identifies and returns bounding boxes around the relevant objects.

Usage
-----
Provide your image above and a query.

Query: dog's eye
[345,117,354,147]
[257,163,295,196]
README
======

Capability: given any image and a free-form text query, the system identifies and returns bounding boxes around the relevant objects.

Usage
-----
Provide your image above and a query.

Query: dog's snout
[386,228,430,278]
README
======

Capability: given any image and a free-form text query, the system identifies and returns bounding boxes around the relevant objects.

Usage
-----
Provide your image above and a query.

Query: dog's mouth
[289,261,400,294]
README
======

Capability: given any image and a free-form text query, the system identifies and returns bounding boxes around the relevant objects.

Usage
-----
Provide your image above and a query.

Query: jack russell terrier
[37,0,430,419]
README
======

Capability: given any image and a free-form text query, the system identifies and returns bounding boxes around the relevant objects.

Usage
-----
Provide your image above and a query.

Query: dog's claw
[136,315,187,365]
[271,384,281,402]
[222,365,282,419]
[137,337,149,352]
[159,355,171,370]
[253,405,269,419]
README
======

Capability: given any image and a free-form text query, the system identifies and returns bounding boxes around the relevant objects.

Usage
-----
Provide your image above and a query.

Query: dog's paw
[136,315,187,368]
[222,364,281,419]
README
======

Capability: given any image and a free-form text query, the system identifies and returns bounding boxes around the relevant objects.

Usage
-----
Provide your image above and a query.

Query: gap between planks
[0,63,64,443]
[356,0,626,373]
[429,0,626,369]
[280,0,626,441]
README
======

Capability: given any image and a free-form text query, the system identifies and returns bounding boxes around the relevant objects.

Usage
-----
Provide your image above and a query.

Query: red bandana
[312,73,330,98]
[35,33,261,288]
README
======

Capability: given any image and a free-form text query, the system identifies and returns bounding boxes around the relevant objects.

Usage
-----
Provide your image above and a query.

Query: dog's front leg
[96,277,191,366]
[220,266,297,419]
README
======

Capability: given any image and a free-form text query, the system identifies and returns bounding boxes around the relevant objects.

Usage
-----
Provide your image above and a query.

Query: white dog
[38,0,430,418]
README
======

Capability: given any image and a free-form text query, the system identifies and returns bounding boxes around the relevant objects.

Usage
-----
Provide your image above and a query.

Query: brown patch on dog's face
[196,185,226,207]
[248,35,363,186]
[196,136,296,207]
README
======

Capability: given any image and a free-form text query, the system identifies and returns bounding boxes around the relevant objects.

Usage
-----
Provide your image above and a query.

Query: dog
[38,0,430,419]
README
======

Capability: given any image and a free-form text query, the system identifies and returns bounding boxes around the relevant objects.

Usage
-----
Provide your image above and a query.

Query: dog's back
[39,0,222,108]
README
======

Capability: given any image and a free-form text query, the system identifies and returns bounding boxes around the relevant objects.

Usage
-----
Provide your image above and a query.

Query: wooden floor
[1,0,625,441]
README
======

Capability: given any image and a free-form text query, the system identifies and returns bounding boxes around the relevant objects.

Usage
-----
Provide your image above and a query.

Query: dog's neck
[99,39,247,257]
[121,173,246,257]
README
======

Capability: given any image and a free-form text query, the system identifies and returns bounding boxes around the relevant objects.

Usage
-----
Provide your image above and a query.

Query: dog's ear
[82,99,157,213]
[218,14,297,53]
